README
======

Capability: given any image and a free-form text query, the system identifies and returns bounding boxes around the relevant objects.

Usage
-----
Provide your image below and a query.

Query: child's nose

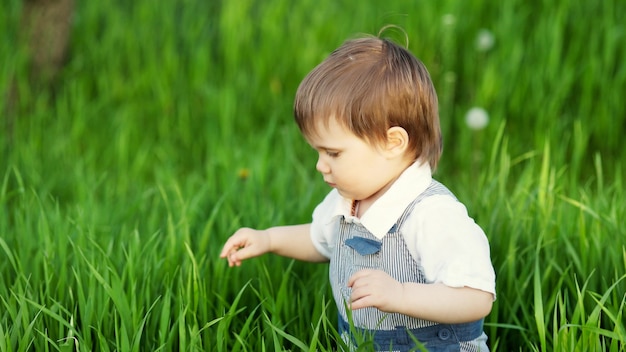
[316,157,330,174]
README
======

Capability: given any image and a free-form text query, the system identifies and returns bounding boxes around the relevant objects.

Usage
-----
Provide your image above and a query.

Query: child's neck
[351,158,414,218]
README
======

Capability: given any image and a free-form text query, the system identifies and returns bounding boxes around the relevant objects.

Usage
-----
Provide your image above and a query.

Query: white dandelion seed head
[465,107,489,130]
[442,14,456,27]
[476,29,495,52]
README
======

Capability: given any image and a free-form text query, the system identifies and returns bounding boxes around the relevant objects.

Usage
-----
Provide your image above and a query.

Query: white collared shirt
[310,161,496,297]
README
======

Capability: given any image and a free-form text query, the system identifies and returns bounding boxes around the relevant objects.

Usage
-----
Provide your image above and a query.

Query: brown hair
[294,36,442,170]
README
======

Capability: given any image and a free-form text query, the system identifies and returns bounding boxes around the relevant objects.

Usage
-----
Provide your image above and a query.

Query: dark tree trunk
[4,0,74,145]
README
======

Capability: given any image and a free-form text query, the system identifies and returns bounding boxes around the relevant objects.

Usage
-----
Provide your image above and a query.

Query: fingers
[221,240,253,267]
[219,233,247,258]
[347,269,374,309]
[226,245,257,266]
[219,228,269,267]
[347,269,402,312]
[347,268,374,287]
[350,295,373,310]
[219,239,242,267]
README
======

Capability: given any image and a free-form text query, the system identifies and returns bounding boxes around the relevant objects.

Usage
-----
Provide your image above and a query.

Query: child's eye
[326,150,340,158]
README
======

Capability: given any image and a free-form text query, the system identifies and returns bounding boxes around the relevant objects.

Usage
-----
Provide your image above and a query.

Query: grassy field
[1,0,625,350]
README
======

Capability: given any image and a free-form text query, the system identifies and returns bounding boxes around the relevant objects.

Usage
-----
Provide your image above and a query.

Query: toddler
[220,34,496,352]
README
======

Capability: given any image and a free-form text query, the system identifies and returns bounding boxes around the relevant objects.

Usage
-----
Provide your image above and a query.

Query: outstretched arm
[220,224,328,266]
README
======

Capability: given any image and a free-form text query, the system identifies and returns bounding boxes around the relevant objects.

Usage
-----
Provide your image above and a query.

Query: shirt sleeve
[310,190,340,259]
[407,195,497,299]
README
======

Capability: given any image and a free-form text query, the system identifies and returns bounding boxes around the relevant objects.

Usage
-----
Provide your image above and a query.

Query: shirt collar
[329,160,433,239]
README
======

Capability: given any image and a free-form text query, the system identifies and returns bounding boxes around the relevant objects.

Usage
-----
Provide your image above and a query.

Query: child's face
[306,118,404,202]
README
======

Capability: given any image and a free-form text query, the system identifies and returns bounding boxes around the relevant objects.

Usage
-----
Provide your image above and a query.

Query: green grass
[1,0,625,350]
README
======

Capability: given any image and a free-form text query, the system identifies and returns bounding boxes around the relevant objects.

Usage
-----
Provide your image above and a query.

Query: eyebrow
[304,137,330,150]
[310,144,340,151]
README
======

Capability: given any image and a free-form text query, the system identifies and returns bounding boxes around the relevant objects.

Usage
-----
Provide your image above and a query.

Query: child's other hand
[219,228,271,267]
[347,269,403,313]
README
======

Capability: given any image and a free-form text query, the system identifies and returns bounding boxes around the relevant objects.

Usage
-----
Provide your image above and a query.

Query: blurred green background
[1,0,625,350]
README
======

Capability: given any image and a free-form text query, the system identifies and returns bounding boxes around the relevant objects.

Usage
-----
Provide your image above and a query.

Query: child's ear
[384,126,409,157]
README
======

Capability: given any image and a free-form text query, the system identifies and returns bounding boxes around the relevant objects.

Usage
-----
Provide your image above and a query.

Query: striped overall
[329,181,489,352]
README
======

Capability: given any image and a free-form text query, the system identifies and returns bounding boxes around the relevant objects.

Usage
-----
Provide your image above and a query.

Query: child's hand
[219,228,271,267]
[347,269,404,313]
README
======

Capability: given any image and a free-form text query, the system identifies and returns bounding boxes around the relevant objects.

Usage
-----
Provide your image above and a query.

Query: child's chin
[336,190,354,199]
